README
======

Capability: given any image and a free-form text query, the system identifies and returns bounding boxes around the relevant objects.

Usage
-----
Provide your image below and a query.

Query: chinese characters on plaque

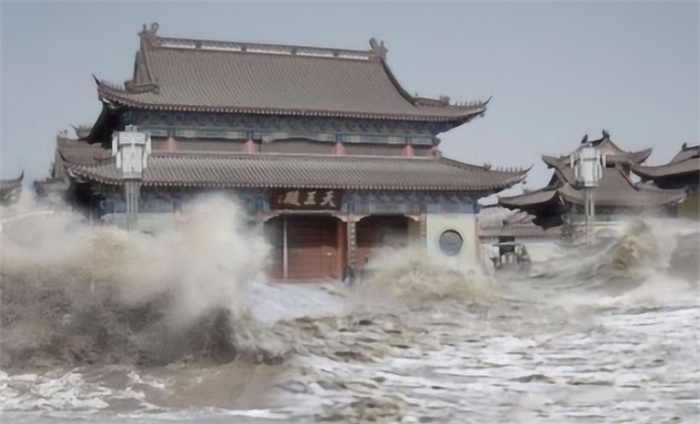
[270,189,342,210]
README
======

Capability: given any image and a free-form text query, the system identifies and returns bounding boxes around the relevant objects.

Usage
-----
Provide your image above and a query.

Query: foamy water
[1,196,698,423]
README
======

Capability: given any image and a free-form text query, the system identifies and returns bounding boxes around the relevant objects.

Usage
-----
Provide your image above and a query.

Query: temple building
[1,173,23,205]
[630,143,699,220]
[499,131,686,236]
[54,23,528,280]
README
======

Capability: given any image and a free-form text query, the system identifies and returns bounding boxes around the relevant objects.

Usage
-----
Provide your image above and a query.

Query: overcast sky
[1,1,698,193]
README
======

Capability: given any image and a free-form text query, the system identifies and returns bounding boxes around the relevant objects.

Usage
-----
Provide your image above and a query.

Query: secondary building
[498,131,686,239]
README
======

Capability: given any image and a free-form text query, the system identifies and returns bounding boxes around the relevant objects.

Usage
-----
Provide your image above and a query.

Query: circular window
[439,230,463,256]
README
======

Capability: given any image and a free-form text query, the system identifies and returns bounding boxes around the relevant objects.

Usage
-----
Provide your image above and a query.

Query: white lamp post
[113,125,151,230]
[572,143,605,246]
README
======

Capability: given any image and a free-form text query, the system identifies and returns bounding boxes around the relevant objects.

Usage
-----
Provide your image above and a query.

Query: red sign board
[270,189,342,210]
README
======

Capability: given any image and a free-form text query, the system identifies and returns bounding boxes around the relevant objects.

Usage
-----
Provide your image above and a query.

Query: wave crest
[1,195,285,369]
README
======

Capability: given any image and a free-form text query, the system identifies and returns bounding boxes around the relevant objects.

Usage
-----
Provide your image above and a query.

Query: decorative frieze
[97,187,479,222]
[125,111,451,141]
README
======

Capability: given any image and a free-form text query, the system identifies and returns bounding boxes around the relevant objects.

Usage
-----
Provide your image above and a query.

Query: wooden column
[419,211,427,247]
[282,214,289,281]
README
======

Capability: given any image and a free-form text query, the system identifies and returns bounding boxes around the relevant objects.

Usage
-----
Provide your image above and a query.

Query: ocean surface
[1,197,698,423]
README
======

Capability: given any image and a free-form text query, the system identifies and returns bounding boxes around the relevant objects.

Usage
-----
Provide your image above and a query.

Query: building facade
[58,24,528,280]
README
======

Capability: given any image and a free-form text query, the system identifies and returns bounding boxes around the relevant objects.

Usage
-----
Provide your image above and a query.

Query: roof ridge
[138,22,381,62]
[152,150,439,161]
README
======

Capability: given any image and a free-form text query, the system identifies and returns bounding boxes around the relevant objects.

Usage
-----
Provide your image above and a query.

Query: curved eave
[438,157,530,187]
[557,185,686,208]
[97,84,486,124]
[630,160,700,180]
[541,155,565,170]
[498,187,559,209]
[1,171,24,186]
[627,148,653,165]
[85,100,127,147]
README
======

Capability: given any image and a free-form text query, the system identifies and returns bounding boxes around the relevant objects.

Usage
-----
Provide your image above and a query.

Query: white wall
[426,213,479,266]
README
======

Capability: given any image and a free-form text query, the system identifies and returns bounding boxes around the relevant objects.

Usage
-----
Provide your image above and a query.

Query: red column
[163,136,178,151]
[244,139,260,153]
[334,141,346,155]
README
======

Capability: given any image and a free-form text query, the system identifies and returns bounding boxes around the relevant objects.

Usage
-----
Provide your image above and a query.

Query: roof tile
[67,152,526,192]
[97,27,487,122]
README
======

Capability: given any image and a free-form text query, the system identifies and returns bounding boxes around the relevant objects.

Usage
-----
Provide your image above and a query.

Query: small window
[439,230,463,256]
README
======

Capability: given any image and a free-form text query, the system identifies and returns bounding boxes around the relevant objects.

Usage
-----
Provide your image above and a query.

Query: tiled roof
[57,138,111,164]
[498,167,685,208]
[542,133,652,169]
[65,152,527,192]
[498,187,559,208]
[478,207,561,238]
[630,144,699,180]
[96,23,487,123]
[557,167,685,207]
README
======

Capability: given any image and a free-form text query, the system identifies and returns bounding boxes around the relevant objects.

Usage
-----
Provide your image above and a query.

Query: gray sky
[1,1,698,193]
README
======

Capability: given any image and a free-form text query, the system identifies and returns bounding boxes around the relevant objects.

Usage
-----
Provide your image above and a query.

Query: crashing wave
[0,195,287,369]
[352,247,502,309]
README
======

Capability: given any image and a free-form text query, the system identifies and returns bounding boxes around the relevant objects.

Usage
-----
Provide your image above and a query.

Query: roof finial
[369,38,388,60]
[139,22,159,42]
[682,142,688,150]
[602,129,610,139]
[581,134,588,145]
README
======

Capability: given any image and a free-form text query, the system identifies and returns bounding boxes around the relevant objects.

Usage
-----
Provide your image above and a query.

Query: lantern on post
[571,142,605,246]
[113,125,151,230]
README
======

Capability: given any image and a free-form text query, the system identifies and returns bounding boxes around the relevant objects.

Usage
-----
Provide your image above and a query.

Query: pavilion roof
[95,23,488,124]
[542,133,652,171]
[557,167,686,207]
[65,151,527,193]
[498,166,685,210]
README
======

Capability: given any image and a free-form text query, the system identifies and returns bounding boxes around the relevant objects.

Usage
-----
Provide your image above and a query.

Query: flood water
[1,197,698,423]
